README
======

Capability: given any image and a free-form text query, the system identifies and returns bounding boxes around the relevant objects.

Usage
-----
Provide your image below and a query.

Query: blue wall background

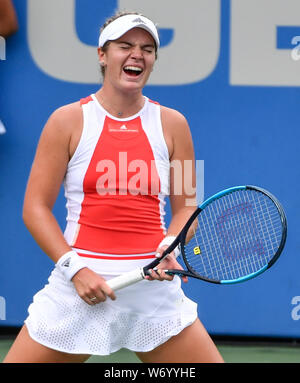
[0,0,299,338]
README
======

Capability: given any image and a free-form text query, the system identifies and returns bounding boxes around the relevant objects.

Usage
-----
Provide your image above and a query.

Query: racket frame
[163,185,287,284]
[107,185,287,291]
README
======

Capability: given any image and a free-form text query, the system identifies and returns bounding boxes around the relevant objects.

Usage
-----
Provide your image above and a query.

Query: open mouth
[123,66,143,77]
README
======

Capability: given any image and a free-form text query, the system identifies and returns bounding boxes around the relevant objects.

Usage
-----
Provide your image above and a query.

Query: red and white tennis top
[63,94,170,259]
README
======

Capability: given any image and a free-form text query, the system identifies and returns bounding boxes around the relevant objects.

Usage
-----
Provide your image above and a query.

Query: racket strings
[184,189,283,281]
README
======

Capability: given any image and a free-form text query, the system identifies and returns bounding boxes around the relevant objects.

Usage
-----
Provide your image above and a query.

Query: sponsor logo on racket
[216,202,266,260]
[193,246,201,255]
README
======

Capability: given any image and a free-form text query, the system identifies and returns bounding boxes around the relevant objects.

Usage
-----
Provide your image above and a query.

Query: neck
[95,86,145,118]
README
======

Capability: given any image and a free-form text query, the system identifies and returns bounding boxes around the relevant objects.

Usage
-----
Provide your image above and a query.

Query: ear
[97,47,106,66]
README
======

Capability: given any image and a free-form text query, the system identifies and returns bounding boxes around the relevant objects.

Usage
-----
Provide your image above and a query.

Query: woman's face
[98,27,157,93]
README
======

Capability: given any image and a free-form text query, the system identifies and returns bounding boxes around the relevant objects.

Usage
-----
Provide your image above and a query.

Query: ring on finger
[90,296,97,302]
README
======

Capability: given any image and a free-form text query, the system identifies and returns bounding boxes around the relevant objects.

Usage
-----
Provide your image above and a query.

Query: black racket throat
[143,233,183,274]
[165,269,195,278]
[143,208,201,276]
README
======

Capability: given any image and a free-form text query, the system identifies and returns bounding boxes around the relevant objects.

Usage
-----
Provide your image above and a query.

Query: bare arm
[23,106,74,261]
[148,107,197,282]
[0,0,18,37]
[23,103,115,303]
[163,107,197,236]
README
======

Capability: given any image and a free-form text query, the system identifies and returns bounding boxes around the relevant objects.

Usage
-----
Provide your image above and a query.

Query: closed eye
[117,41,155,54]
[143,46,155,53]
[119,43,131,50]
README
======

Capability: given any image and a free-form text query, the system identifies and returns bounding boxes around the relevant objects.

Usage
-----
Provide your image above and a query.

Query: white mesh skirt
[25,257,198,355]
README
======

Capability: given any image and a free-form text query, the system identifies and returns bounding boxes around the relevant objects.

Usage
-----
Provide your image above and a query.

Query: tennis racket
[107,185,287,291]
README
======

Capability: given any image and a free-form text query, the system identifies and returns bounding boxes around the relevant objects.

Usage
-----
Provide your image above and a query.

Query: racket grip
[106,268,145,291]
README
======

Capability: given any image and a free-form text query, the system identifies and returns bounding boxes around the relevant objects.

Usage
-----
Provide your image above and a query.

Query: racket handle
[106,268,145,291]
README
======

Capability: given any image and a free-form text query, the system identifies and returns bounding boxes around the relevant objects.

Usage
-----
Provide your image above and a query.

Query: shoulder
[160,105,188,125]
[159,105,194,160]
[47,101,82,128]
[160,105,190,138]
[160,105,192,142]
[42,101,82,140]
[36,101,83,160]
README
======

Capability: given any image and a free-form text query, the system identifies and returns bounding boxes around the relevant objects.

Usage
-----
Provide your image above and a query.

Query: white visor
[99,14,160,49]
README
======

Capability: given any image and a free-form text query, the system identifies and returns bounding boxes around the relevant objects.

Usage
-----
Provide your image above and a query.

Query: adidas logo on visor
[132,17,146,24]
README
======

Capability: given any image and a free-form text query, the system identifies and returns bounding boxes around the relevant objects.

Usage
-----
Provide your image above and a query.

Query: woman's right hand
[71,268,116,305]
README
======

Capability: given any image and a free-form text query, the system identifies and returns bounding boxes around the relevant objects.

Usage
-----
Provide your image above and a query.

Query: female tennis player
[3,12,224,363]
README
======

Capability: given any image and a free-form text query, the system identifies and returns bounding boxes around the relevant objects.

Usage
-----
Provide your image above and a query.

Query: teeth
[124,66,143,72]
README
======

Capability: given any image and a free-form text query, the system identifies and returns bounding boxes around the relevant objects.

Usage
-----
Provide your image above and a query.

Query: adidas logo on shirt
[109,124,138,133]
